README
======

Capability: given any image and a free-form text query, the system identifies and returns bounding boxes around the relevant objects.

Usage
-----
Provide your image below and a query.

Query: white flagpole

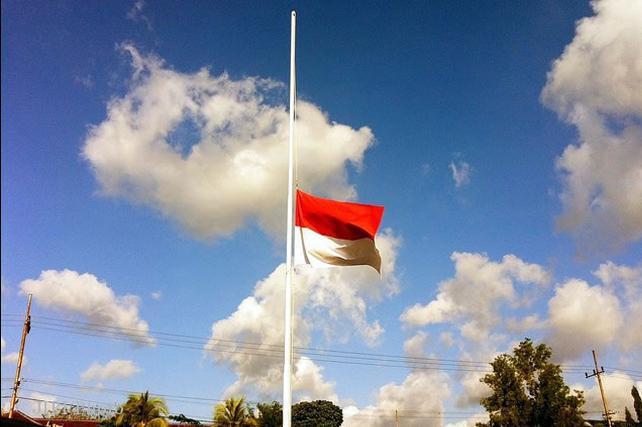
[283,9,296,427]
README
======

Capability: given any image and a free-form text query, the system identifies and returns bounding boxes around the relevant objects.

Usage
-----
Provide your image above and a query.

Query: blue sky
[2,0,641,425]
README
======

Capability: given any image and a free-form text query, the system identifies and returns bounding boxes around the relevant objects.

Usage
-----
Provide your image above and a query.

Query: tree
[633,386,642,424]
[45,406,95,420]
[256,401,282,427]
[626,407,636,426]
[168,414,202,425]
[115,391,169,427]
[477,338,585,427]
[291,400,342,427]
[214,396,257,427]
[623,386,642,427]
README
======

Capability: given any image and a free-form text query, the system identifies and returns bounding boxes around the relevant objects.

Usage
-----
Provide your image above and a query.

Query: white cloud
[593,261,642,297]
[150,290,162,300]
[455,371,491,408]
[505,314,543,333]
[81,359,141,382]
[83,44,375,241]
[541,0,642,251]
[547,279,622,360]
[573,372,642,422]
[449,161,471,188]
[546,260,642,360]
[403,331,429,357]
[401,252,550,341]
[20,269,154,346]
[205,231,400,400]
[1,337,4,351]
[342,371,450,427]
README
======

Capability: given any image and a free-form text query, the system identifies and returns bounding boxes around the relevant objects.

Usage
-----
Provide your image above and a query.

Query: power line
[20,379,248,405]
[4,314,493,367]
[2,316,495,374]
[2,314,640,380]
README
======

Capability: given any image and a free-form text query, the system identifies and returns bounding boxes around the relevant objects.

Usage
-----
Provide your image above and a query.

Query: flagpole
[283,9,296,427]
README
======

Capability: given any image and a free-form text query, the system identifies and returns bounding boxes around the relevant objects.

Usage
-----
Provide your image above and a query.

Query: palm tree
[213,396,257,426]
[115,391,169,427]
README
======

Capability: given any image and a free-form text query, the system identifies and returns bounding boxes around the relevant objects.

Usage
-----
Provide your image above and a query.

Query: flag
[294,189,385,272]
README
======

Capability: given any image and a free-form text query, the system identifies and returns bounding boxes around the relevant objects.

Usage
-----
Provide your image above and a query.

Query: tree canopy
[291,400,342,427]
[477,338,585,427]
[633,386,642,425]
[214,396,257,427]
[256,401,282,427]
[168,414,202,426]
[115,391,169,427]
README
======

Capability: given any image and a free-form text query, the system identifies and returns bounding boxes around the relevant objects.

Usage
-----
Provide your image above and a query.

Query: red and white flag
[294,189,385,272]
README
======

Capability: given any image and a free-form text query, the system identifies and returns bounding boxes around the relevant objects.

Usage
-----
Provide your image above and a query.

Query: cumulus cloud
[455,371,491,409]
[403,331,429,357]
[505,314,543,333]
[342,371,450,427]
[83,44,375,241]
[573,372,642,422]
[541,0,642,251]
[20,269,154,346]
[401,252,550,341]
[593,260,642,297]
[546,261,641,360]
[449,161,471,188]
[547,280,621,361]
[81,359,141,382]
[205,231,400,400]
[396,253,551,413]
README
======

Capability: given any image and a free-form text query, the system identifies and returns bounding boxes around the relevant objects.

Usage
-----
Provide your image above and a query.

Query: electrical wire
[2,313,640,379]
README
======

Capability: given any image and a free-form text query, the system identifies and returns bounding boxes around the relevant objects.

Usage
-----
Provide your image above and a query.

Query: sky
[1,0,641,425]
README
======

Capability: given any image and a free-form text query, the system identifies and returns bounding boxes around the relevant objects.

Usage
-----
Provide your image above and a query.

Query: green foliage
[115,391,169,427]
[214,396,257,427]
[168,414,202,425]
[291,400,342,427]
[256,401,282,427]
[478,338,585,427]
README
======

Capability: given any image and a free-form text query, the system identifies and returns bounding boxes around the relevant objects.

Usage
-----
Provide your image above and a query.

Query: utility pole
[8,294,32,419]
[395,409,399,427]
[585,349,614,427]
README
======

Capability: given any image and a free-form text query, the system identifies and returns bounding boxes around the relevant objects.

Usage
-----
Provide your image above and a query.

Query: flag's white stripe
[294,226,382,272]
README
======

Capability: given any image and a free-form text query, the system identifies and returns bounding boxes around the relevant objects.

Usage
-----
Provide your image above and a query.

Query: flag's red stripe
[295,190,384,240]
